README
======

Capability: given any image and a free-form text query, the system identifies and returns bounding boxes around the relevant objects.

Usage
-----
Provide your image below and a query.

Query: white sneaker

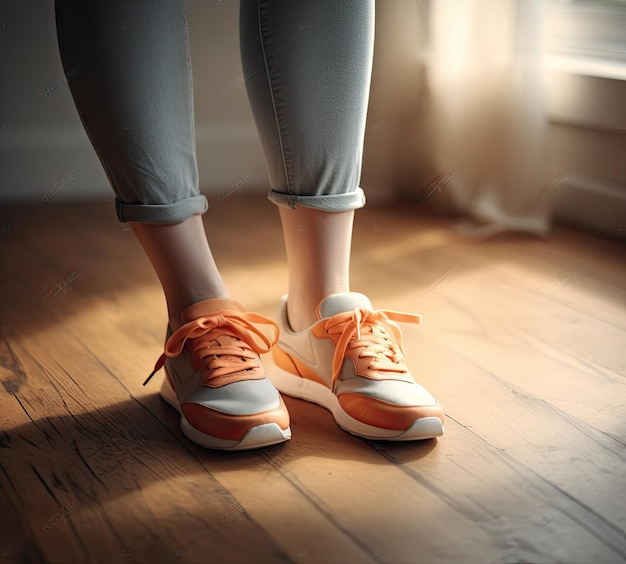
[271,293,444,440]
[144,298,291,450]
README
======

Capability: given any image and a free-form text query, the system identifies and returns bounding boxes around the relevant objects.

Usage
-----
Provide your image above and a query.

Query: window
[543,0,626,235]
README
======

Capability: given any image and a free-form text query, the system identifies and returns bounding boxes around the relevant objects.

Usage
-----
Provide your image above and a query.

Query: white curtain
[416,0,552,237]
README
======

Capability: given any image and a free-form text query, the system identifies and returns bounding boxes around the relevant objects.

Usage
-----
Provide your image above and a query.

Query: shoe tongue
[181,298,246,324]
[317,292,373,319]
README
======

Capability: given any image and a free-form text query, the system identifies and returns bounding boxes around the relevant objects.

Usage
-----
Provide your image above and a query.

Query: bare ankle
[286,296,323,332]
[168,292,229,331]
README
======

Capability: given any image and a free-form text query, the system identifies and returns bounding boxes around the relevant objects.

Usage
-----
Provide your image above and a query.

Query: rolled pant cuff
[115,195,208,224]
[268,187,366,212]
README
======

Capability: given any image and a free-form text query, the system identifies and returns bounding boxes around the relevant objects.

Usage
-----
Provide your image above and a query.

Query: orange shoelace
[143,311,279,386]
[324,308,422,384]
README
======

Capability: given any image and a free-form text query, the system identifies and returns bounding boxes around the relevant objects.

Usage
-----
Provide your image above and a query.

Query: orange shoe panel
[181,398,290,441]
[338,393,445,431]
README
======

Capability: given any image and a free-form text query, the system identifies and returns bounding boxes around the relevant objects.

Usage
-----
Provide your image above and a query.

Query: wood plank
[0,323,293,563]
[0,198,624,563]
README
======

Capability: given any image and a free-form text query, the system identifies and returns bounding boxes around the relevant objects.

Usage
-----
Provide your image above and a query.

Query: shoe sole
[159,376,292,451]
[271,366,444,441]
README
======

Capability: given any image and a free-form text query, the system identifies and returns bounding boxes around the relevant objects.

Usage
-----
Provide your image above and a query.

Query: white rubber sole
[270,366,444,441]
[159,377,291,451]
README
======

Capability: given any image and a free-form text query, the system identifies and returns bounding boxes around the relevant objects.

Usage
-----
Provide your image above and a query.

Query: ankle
[287,291,347,332]
[168,292,230,331]
[286,306,317,333]
[287,281,350,332]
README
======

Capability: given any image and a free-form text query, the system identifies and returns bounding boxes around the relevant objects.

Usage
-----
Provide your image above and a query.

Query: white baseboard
[0,125,268,205]
[554,172,626,237]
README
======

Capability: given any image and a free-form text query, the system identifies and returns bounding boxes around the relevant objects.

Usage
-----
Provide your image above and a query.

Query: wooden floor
[0,195,624,564]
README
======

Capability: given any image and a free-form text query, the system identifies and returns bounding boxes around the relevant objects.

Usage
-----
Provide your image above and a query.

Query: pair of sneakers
[144,293,445,451]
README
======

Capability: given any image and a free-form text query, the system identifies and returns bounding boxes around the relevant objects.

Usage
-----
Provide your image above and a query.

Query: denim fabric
[55,0,374,223]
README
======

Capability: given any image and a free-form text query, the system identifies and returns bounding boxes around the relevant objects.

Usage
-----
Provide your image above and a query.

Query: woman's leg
[277,207,354,331]
[240,0,445,440]
[239,0,373,331]
[54,0,291,450]
[54,0,225,330]
[129,219,227,331]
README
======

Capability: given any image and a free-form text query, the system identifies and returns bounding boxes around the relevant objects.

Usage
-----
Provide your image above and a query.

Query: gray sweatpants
[54,0,374,224]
